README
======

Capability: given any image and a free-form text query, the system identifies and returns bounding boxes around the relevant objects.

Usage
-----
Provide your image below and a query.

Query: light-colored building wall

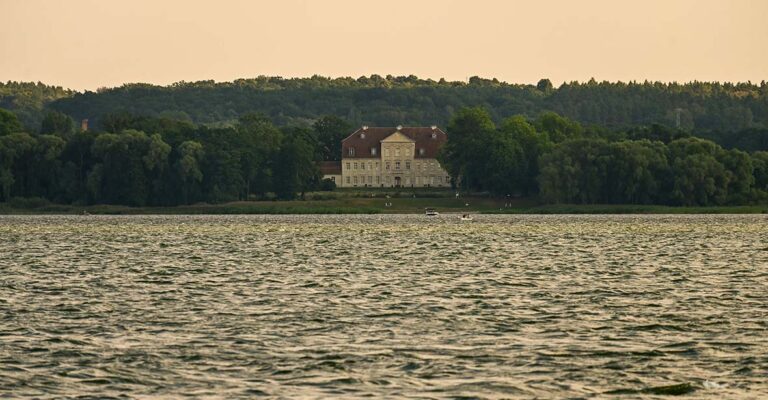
[338,127,451,188]
[341,157,381,187]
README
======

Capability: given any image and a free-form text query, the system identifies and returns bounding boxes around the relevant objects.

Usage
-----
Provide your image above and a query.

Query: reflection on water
[1,214,767,398]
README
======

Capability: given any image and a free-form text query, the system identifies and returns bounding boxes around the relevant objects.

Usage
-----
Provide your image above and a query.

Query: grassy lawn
[1,191,766,214]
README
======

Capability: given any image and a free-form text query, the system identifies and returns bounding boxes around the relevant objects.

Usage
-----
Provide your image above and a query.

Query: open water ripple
[0,214,767,398]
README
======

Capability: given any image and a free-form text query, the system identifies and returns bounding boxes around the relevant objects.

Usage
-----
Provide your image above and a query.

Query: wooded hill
[2,76,767,150]
[1,76,767,208]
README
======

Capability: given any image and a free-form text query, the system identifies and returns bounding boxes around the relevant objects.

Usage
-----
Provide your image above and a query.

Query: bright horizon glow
[1,0,766,91]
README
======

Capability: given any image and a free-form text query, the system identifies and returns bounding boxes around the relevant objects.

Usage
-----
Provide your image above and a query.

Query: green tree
[31,135,66,199]
[40,110,75,138]
[535,112,584,143]
[272,131,321,200]
[176,140,204,204]
[440,107,497,190]
[0,132,37,199]
[91,130,155,206]
[537,78,554,93]
[313,115,352,161]
[237,113,283,199]
[500,115,551,194]
[752,151,768,194]
[538,138,613,203]
[607,140,669,204]
[668,138,730,205]
[0,109,23,136]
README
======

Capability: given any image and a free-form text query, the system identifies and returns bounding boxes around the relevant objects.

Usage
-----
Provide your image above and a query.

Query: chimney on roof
[81,119,89,132]
[431,125,437,130]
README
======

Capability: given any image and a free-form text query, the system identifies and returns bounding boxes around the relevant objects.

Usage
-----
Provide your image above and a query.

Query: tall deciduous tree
[176,140,204,204]
[273,129,321,200]
[313,115,352,161]
[440,107,497,190]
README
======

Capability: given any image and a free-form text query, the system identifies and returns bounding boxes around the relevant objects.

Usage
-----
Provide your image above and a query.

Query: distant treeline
[1,106,767,207]
[441,109,768,206]
[1,76,768,151]
[0,109,348,205]
[1,76,768,207]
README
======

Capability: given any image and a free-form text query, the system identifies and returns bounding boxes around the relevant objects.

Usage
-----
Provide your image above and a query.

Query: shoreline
[1,199,766,215]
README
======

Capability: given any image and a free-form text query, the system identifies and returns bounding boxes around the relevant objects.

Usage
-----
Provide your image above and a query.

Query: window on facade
[405,161,411,170]
[395,161,401,170]
[386,162,390,170]
[360,163,365,170]
[367,176,372,184]
[438,176,443,183]
[346,162,351,170]
[371,147,377,156]
[346,176,350,184]
[354,162,358,169]
[376,176,380,184]
[353,176,358,184]
[331,177,335,182]
[348,147,355,156]
[385,149,390,157]
[368,162,372,170]
[419,148,425,156]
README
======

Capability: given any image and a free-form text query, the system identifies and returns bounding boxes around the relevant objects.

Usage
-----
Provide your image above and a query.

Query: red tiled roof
[341,126,447,159]
[318,161,342,175]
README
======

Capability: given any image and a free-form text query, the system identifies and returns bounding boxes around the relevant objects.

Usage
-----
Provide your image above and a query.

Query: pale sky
[1,0,766,90]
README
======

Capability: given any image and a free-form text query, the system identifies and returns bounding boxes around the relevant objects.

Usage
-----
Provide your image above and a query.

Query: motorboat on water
[459,214,473,221]
[425,208,439,216]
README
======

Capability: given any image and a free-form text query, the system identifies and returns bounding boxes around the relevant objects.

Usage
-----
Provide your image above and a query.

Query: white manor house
[320,126,452,188]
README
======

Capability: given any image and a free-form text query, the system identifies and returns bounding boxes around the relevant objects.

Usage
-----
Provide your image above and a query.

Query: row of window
[345,176,448,185]
[345,161,439,171]
[346,147,429,157]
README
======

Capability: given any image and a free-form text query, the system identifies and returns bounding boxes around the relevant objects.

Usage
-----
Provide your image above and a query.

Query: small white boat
[425,208,439,216]
[459,214,473,221]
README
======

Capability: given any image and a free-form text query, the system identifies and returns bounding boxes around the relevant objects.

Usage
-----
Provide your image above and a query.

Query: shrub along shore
[2,193,765,215]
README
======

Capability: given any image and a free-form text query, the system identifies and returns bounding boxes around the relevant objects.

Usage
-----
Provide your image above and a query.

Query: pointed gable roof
[341,126,447,159]
[381,131,415,143]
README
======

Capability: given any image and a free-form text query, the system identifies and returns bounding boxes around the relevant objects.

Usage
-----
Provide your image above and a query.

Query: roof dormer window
[431,133,437,139]
[360,133,366,139]
[348,147,355,156]
[371,147,377,156]
[419,148,426,156]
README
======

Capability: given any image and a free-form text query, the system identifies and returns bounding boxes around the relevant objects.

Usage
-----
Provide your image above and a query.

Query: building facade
[327,125,451,188]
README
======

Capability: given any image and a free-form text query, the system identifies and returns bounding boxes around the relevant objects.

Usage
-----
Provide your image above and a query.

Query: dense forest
[2,76,768,148]
[1,76,767,207]
[440,109,768,206]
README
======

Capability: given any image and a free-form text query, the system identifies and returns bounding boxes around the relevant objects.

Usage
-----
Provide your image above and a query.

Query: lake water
[1,214,767,398]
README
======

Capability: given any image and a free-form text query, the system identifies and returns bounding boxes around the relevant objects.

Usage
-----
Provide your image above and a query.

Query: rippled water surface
[1,214,767,398]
